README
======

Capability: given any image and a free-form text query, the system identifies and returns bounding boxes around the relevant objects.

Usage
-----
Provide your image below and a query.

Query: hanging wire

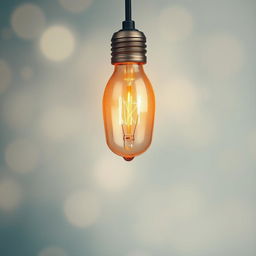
[123,0,135,30]
[125,0,132,21]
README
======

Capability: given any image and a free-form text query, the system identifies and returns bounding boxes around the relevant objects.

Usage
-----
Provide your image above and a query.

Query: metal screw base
[111,30,147,64]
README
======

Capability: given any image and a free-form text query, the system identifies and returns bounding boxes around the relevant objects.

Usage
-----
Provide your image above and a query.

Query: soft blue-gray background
[0,0,255,256]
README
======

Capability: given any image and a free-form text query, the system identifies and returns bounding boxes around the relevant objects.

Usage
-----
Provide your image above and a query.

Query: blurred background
[0,0,255,255]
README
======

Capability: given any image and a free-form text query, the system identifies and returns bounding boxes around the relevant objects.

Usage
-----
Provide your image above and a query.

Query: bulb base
[111,30,147,64]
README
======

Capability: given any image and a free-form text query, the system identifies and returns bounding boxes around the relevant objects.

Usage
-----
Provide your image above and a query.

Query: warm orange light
[103,63,155,161]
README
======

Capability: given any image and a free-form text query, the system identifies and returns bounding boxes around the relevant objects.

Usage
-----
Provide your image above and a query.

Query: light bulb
[103,63,155,161]
[103,0,155,161]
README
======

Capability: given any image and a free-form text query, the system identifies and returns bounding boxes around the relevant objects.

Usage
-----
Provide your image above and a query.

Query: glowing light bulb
[103,63,155,161]
[103,0,155,161]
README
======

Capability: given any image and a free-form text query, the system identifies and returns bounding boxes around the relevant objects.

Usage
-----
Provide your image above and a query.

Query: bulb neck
[114,62,144,66]
[113,63,144,72]
[111,30,147,65]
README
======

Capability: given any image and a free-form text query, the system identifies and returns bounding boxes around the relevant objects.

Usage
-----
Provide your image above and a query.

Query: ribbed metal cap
[111,30,147,64]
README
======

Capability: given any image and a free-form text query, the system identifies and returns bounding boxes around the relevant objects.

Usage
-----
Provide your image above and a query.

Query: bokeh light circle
[5,139,39,174]
[38,247,68,256]
[64,190,101,228]
[0,60,12,94]
[159,6,193,42]
[11,3,46,39]
[40,26,75,61]
[58,0,93,13]
[0,178,22,211]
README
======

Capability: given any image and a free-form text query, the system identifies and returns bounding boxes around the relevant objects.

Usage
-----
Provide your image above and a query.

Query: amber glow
[103,63,155,161]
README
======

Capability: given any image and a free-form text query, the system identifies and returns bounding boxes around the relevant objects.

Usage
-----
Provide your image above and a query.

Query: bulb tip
[123,157,134,161]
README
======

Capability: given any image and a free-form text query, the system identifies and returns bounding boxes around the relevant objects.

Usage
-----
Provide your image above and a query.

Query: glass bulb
[103,63,155,161]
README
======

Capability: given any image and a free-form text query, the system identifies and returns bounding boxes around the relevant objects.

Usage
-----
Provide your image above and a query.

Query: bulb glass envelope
[103,63,155,160]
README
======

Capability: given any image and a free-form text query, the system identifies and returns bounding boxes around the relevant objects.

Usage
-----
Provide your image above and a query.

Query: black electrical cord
[125,0,132,21]
[123,0,135,30]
